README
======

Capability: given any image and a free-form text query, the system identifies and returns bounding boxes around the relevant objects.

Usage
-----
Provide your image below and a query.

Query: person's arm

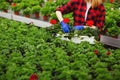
[55,0,78,33]
[56,11,87,32]
[56,11,70,33]
[55,11,63,22]
[56,0,77,22]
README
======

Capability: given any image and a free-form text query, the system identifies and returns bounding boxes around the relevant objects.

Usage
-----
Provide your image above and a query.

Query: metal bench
[100,35,120,48]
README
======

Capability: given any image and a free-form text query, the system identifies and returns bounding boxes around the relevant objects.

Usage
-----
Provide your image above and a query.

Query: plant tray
[56,34,95,44]
[100,35,120,48]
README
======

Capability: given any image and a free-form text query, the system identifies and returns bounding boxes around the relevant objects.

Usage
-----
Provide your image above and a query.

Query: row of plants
[0,0,120,37]
[0,0,69,20]
[0,16,120,80]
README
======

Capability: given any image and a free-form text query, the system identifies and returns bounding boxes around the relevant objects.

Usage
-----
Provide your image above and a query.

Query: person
[56,0,106,33]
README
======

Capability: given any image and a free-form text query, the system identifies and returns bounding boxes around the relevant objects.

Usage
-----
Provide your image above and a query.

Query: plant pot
[34,13,40,19]
[6,0,11,2]
[116,21,120,27]
[112,36,118,39]
[43,15,49,21]
[14,11,19,15]
[47,0,53,2]
[3,10,8,13]
[25,14,30,18]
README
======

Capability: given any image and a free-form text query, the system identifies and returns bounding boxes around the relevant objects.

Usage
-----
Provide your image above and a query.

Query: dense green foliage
[104,3,120,36]
[0,0,120,80]
[0,18,120,80]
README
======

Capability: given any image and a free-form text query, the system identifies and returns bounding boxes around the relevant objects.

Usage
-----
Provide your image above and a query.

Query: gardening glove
[73,25,84,30]
[60,21,70,33]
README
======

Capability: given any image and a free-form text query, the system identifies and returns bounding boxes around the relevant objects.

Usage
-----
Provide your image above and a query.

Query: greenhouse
[0,0,120,80]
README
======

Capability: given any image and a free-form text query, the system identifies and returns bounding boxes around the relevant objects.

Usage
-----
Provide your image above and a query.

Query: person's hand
[60,21,70,33]
[73,25,84,30]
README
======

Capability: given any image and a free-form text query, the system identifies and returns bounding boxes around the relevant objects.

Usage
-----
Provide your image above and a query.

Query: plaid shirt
[56,0,106,30]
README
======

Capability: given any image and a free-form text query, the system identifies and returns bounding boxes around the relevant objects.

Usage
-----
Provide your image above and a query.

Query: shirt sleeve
[96,4,106,31]
[56,0,78,14]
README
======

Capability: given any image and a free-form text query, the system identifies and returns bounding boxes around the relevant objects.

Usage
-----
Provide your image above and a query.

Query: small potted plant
[40,2,57,21]
[0,2,9,13]
[40,6,50,21]
[18,2,26,9]
[11,3,21,15]
[32,5,41,19]
[23,7,32,18]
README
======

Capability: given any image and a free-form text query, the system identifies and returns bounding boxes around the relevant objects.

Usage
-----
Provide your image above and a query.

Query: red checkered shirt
[56,0,106,30]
